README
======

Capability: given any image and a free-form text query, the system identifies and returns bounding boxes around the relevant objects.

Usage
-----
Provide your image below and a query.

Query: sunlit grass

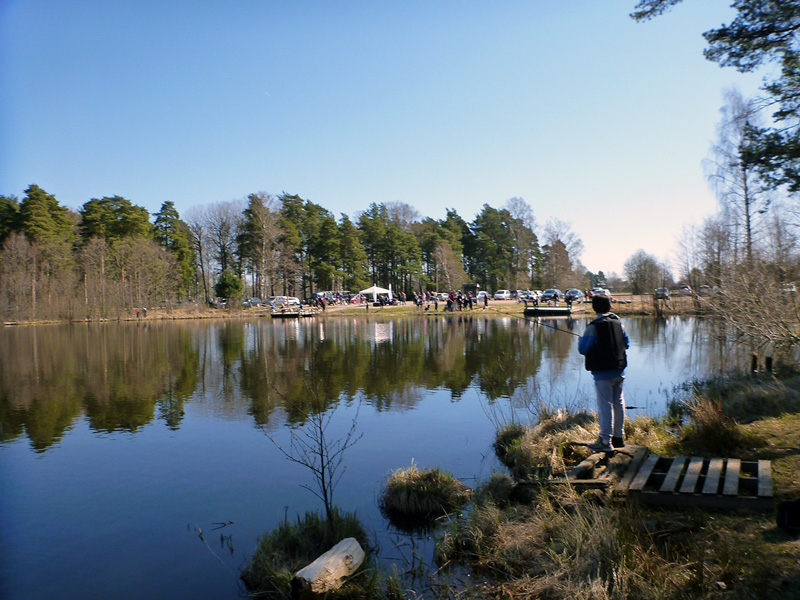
[380,463,472,524]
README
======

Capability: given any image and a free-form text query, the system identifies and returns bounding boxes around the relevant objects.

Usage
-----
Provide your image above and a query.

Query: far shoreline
[2,294,700,327]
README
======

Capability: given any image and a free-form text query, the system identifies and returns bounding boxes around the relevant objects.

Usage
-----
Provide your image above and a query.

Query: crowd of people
[301,289,490,312]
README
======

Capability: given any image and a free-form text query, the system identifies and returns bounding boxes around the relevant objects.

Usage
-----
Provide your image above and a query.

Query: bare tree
[433,240,468,291]
[185,205,211,303]
[266,361,362,524]
[703,265,799,354]
[543,218,584,266]
[624,249,662,295]
[385,201,421,233]
[705,88,770,265]
[505,197,539,288]
[206,200,244,275]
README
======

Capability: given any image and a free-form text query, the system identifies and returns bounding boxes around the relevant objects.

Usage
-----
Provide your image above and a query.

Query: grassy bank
[435,370,800,600]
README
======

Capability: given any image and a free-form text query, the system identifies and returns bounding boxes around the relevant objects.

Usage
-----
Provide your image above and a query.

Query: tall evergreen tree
[19,184,74,243]
[338,215,368,292]
[79,196,152,242]
[239,192,281,299]
[153,201,196,296]
[0,195,20,244]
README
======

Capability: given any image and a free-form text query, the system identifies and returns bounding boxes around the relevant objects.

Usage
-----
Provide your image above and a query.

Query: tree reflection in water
[0,315,746,451]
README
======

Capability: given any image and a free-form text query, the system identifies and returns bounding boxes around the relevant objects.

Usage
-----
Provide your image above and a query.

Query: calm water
[0,314,743,599]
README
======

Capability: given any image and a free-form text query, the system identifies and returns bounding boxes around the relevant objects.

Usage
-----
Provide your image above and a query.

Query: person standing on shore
[578,292,629,452]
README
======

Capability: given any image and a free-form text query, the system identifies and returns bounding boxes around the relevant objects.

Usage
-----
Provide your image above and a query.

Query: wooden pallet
[619,453,773,510]
[515,446,773,511]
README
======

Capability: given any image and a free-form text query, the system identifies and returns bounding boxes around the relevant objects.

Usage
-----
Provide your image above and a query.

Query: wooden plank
[617,446,650,492]
[659,456,686,493]
[629,454,660,492]
[679,457,705,494]
[702,458,724,495]
[566,453,605,480]
[722,458,740,496]
[758,460,773,498]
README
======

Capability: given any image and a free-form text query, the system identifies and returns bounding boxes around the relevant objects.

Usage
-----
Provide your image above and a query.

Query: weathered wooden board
[624,455,773,510]
[659,456,686,493]
[702,458,724,495]
[723,458,740,496]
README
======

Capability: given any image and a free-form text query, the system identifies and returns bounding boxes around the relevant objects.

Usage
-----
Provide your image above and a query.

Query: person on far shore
[578,292,629,452]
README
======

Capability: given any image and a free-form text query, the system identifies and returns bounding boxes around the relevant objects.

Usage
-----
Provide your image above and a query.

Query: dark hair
[592,295,611,313]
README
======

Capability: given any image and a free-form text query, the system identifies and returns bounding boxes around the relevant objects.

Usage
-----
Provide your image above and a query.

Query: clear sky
[1,0,763,275]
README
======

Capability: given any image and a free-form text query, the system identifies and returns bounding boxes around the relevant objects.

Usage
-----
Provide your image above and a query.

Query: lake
[0,314,744,599]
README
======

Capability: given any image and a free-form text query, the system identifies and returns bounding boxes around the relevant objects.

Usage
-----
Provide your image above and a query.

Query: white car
[494,290,512,300]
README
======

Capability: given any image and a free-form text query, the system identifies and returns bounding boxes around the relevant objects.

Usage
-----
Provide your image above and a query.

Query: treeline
[0,186,594,321]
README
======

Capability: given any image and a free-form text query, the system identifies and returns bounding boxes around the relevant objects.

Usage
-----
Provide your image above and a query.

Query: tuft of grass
[380,463,472,526]
[474,472,516,508]
[494,411,598,479]
[241,509,370,598]
[671,395,760,456]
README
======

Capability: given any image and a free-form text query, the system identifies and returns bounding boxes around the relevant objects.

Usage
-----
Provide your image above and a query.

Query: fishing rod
[511,308,643,409]
[530,317,581,337]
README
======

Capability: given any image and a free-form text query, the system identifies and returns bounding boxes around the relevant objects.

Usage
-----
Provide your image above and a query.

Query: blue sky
[1,1,763,275]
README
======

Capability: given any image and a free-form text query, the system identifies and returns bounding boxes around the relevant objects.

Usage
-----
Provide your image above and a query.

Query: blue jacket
[578,313,630,380]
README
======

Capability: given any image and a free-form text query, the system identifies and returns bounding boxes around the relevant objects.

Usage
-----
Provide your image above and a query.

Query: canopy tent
[359,285,391,302]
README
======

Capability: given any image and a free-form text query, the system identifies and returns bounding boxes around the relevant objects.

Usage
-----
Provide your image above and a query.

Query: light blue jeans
[594,376,625,442]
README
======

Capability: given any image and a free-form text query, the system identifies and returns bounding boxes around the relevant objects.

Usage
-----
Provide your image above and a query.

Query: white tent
[359,285,391,302]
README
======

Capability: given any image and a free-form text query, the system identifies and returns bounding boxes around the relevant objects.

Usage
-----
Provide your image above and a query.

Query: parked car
[564,289,584,303]
[780,283,797,293]
[654,287,670,300]
[540,289,562,302]
[494,290,512,300]
[677,285,693,296]
[698,285,712,296]
[476,291,489,301]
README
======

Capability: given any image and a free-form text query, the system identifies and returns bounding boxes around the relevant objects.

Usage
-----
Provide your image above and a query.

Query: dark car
[564,289,584,303]
[654,287,670,300]
[540,289,562,302]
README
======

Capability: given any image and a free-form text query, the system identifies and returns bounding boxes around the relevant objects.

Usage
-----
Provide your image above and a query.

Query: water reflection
[0,315,745,451]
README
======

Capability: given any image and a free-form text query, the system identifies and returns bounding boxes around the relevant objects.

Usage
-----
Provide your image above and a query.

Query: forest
[0,187,590,320]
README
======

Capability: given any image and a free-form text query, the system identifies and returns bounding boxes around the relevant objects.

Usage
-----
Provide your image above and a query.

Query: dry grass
[380,463,472,524]
[494,411,598,479]
[494,411,675,480]
[437,489,694,600]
